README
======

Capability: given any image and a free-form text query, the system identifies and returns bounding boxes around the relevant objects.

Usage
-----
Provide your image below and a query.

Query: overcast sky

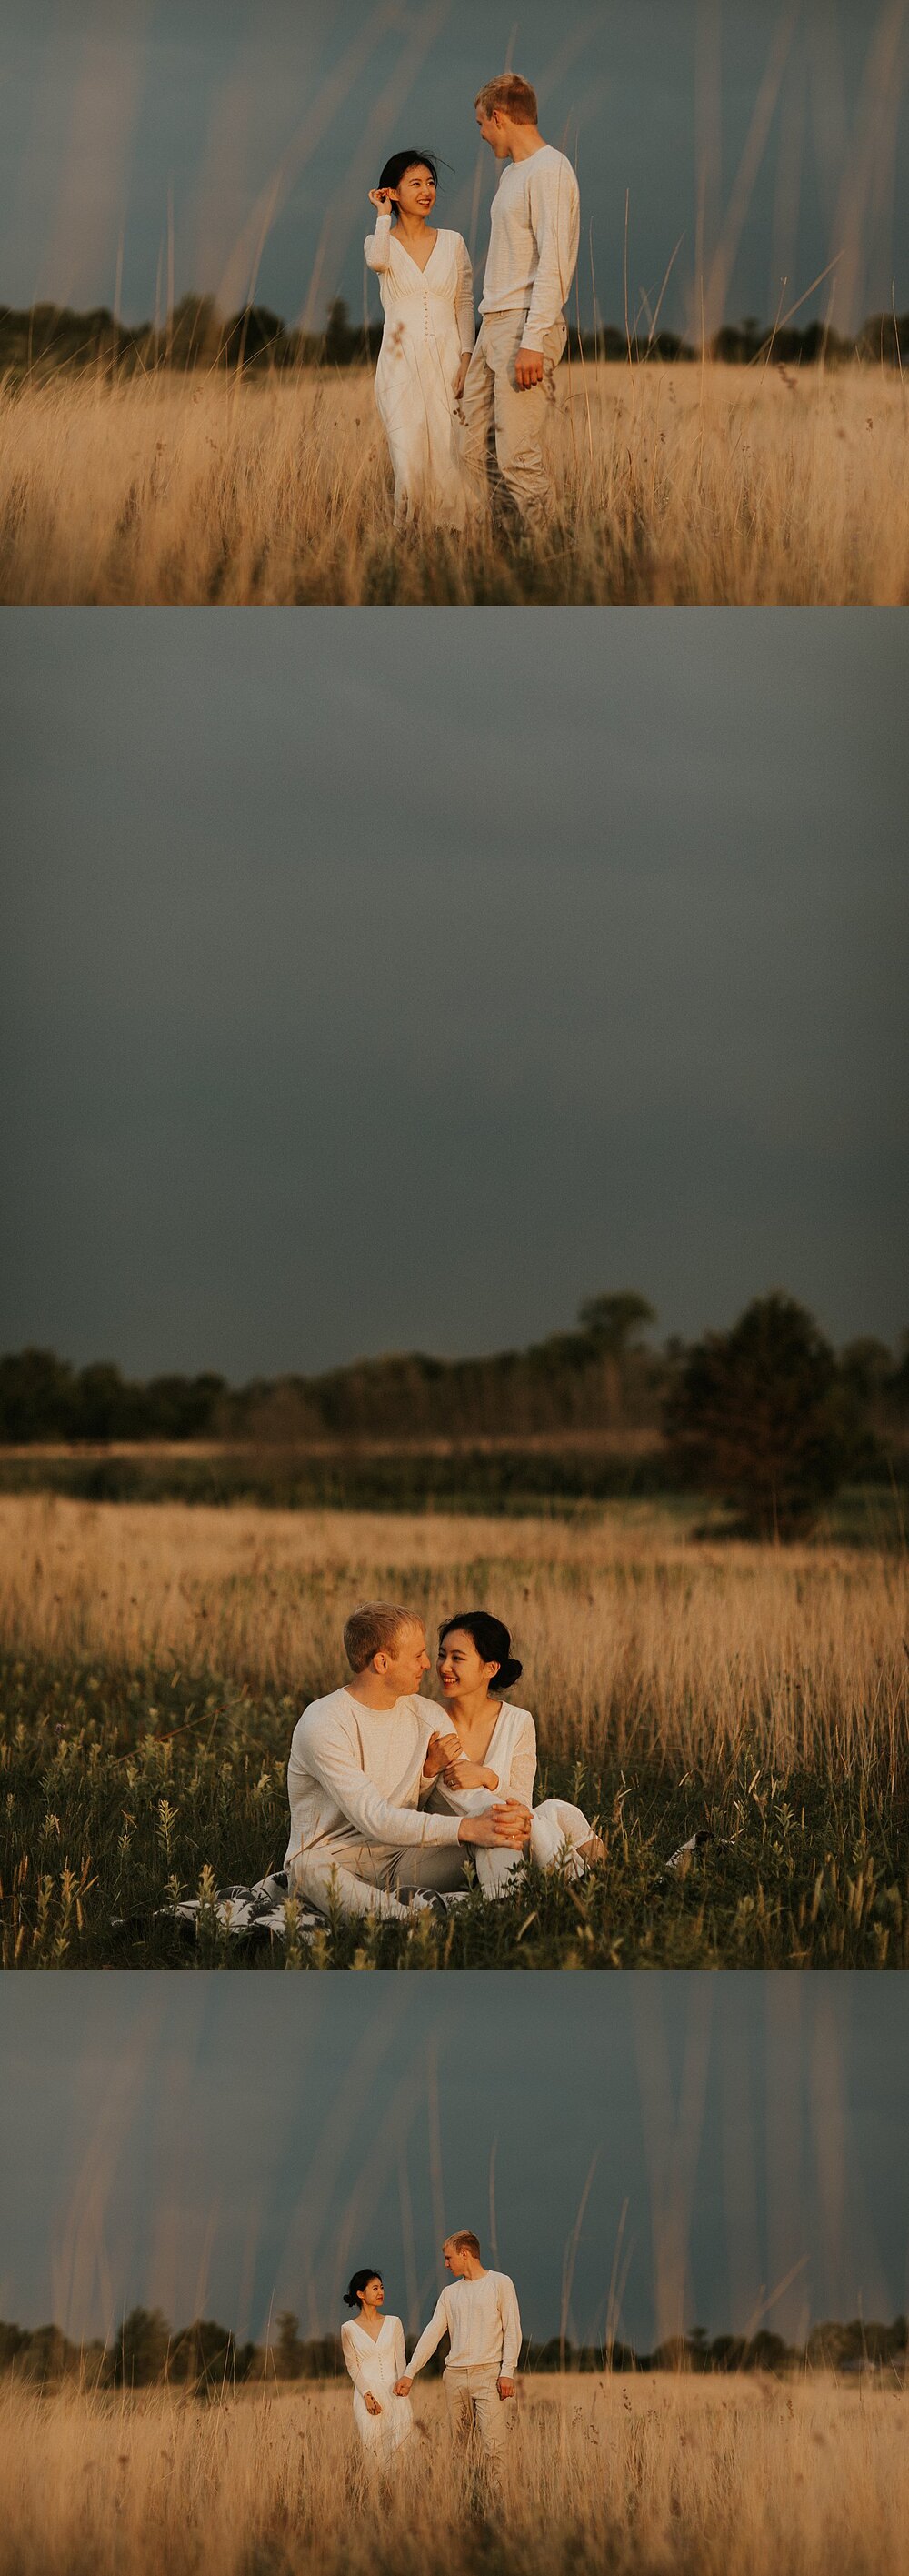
[1,1975,906,2350]
[2,610,906,1379]
[1,1,907,337]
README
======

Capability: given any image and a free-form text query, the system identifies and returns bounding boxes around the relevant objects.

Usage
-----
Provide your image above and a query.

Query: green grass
[3,1651,905,1970]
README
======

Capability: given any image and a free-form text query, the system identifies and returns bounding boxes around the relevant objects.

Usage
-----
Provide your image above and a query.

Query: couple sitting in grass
[284,1601,604,1922]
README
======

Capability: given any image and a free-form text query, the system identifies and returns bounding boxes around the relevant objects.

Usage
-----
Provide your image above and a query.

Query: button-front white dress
[364,216,474,529]
[340,2313,415,2467]
[429,1701,596,1893]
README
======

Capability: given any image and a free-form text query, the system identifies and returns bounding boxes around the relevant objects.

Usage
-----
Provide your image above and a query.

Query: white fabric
[340,2314,414,2466]
[429,1701,595,1891]
[480,145,580,346]
[365,216,474,527]
[407,2271,522,2384]
[284,1686,461,1886]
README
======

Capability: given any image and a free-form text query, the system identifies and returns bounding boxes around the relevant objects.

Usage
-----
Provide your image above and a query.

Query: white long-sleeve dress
[429,1702,596,1896]
[340,2313,414,2468]
[364,215,474,529]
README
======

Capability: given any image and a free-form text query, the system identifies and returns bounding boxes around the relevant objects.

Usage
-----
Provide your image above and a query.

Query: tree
[108,2307,171,2387]
[666,1292,862,1538]
[274,2310,305,2380]
[324,297,355,366]
[576,1292,656,1351]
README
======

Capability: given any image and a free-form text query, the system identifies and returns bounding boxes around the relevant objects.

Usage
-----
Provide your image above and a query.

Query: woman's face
[359,2276,385,2313]
[395,163,436,219]
[437,1629,500,1700]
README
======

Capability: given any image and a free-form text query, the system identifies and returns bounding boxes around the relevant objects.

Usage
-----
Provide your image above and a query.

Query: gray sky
[1,2,907,337]
[2,610,906,1378]
[1,1975,907,2350]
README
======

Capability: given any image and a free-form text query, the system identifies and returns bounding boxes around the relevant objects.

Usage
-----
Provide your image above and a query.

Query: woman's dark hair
[344,2268,382,2312]
[378,149,439,197]
[437,1612,523,1694]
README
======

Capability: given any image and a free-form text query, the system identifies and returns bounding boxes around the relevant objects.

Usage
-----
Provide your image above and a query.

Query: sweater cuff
[424,1813,463,1847]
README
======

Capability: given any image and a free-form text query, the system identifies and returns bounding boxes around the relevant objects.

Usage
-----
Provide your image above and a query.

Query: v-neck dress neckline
[392,230,441,276]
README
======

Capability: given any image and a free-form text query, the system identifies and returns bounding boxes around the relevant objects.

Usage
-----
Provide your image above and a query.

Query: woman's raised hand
[443,1759,494,1791]
[368,187,396,214]
[423,1728,462,1778]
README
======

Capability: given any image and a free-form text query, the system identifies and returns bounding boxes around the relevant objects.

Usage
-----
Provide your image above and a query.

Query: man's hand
[459,1802,532,1849]
[365,2392,383,2416]
[423,1729,462,1779]
[394,2376,412,2398]
[514,346,544,389]
[497,2378,516,2400]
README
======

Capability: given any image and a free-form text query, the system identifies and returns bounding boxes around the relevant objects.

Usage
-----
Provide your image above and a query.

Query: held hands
[423,1729,462,1779]
[459,1801,532,1849]
[394,2376,412,2398]
[443,1759,494,1791]
[365,2393,383,2416]
[514,346,544,389]
[368,187,397,216]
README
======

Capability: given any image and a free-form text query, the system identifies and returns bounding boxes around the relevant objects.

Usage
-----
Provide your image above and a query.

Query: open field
[3,2374,907,2576]
[1,1495,906,1969]
[1,361,906,605]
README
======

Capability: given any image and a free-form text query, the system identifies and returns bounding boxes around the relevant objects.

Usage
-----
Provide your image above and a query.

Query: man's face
[444,2239,469,2278]
[475,105,510,160]
[382,1621,431,1697]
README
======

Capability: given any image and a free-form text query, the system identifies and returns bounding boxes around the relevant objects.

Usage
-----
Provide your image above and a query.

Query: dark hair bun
[437,1612,523,1696]
[344,2268,381,2310]
[378,148,440,194]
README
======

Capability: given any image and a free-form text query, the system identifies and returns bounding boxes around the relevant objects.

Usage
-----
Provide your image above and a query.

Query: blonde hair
[446,2230,482,2260]
[343,1601,419,1672]
[475,74,538,125]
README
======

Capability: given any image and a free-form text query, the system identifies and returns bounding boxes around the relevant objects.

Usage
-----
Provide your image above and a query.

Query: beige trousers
[444,2368,512,2465]
[458,311,568,535]
[290,1835,478,1922]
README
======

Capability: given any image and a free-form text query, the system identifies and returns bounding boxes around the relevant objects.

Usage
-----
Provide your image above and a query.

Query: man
[284,1602,531,1920]
[458,72,580,537]
[395,2229,521,2467]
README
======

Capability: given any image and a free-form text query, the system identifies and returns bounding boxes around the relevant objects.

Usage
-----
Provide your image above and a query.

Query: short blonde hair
[475,74,538,125]
[446,2230,482,2259]
[343,1601,419,1673]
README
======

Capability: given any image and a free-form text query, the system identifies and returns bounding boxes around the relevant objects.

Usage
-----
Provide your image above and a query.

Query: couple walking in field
[284,1600,604,1922]
[341,2230,520,2479]
[364,72,580,537]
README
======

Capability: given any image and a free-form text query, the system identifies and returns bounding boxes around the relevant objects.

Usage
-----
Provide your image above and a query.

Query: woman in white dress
[425,1611,606,1896]
[340,2269,415,2471]
[365,150,474,531]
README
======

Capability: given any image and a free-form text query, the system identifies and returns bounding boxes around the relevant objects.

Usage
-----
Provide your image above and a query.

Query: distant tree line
[2,2305,905,2391]
[1,292,906,384]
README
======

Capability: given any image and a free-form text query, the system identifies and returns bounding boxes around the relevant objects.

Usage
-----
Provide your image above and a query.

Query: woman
[340,2269,414,2471]
[364,151,474,530]
[425,1611,605,1894]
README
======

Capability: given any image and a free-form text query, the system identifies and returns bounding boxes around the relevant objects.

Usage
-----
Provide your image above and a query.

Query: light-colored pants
[474,1797,594,1899]
[458,310,568,535]
[290,1836,516,1922]
[444,2369,512,2466]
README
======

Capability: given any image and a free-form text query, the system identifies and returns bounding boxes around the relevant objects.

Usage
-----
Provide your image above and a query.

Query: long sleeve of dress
[300,1717,462,1849]
[394,2318,406,2381]
[523,159,580,345]
[454,235,475,351]
[364,212,394,272]
[498,2277,522,2379]
[407,2291,450,2380]
[341,2322,375,2398]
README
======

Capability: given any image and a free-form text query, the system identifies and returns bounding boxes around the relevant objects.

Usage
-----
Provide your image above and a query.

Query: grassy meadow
[2,2372,907,2576]
[1,1493,906,1970]
[1,359,907,605]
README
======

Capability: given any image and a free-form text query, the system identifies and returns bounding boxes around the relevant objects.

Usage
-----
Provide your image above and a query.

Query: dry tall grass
[1,360,906,604]
[1,1492,905,1782]
[2,2374,906,2576]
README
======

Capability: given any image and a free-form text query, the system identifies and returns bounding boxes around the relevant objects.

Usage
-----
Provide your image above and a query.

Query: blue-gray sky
[1,1975,907,2350]
[1,610,906,1378]
[2,2,907,338]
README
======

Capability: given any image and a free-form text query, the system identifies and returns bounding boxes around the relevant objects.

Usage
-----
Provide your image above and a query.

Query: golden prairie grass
[1,359,907,605]
[2,2374,906,2576]
[1,1490,905,1782]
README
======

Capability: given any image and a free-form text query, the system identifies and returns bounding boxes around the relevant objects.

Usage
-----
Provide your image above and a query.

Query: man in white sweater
[459,71,580,536]
[395,2230,522,2464]
[284,1603,531,1920]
